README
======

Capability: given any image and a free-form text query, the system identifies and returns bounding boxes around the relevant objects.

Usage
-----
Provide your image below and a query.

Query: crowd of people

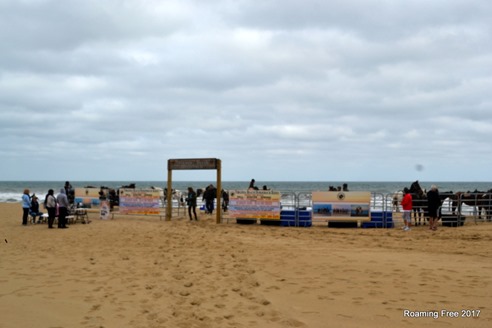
[21,180,446,231]
[185,184,230,220]
[401,184,441,231]
[21,181,74,229]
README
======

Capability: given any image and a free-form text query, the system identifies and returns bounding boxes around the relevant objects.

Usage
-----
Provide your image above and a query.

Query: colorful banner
[74,188,102,208]
[229,190,281,219]
[119,188,161,215]
[312,191,371,221]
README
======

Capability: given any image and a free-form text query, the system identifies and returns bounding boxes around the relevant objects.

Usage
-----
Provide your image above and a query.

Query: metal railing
[221,190,492,227]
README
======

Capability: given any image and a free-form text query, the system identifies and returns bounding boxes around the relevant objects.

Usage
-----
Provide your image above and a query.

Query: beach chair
[29,210,45,224]
[65,204,76,224]
[73,207,90,224]
[38,213,49,224]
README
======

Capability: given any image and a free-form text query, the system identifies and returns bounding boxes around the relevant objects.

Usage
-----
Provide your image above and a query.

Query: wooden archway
[166,158,222,223]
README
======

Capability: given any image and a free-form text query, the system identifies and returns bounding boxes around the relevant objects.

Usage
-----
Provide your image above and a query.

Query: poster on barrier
[312,191,371,221]
[229,190,281,219]
[119,188,161,215]
[100,200,110,220]
[74,188,101,208]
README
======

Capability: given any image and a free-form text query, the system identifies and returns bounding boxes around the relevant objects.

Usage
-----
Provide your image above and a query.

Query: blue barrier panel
[298,210,312,227]
[362,211,394,228]
[280,210,296,227]
[370,211,384,222]
[384,211,394,228]
[280,210,312,227]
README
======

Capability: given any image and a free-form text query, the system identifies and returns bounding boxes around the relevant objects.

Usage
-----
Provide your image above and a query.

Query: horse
[436,191,454,215]
[451,189,492,221]
[409,180,427,225]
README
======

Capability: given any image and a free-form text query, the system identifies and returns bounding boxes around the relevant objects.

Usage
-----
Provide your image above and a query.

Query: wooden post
[216,159,222,224]
[166,164,172,221]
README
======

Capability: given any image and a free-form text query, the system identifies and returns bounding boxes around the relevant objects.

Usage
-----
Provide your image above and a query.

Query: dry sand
[1,202,491,328]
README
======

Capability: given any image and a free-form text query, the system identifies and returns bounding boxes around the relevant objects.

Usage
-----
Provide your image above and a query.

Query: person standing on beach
[21,189,31,225]
[427,185,441,231]
[56,188,69,229]
[64,181,74,204]
[186,187,198,221]
[401,188,413,231]
[221,189,229,212]
[203,184,216,215]
[44,189,57,229]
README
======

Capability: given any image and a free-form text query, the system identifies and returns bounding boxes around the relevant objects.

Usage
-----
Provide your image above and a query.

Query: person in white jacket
[44,189,57,229]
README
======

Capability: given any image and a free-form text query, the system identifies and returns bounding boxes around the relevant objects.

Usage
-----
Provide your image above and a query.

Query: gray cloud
[1,0,491,181]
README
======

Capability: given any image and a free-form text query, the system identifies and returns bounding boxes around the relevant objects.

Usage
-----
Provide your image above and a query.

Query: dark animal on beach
[121,183,136,189]
[409,180,427,225]
[438,191,453,202]
[196,188,203,198]
[451,189,492,221]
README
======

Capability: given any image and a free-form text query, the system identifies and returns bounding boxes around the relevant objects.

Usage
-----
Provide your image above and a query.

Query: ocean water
[2,180,492,203]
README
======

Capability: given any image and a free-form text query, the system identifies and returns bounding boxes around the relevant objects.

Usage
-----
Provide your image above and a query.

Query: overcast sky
[1,0,491,182]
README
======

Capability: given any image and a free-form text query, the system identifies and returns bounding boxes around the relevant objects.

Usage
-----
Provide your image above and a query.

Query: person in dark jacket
[221,189,229,212]
[64,181,74,204]
[186,187,198,221]
[203,184,216,215]
[29,195,44,224]
[427,185,441,231]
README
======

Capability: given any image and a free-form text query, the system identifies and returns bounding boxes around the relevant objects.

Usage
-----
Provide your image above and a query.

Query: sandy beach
[1,202,491,328]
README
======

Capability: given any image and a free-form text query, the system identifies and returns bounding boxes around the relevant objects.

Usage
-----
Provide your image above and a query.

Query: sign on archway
[166,158,222,223]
